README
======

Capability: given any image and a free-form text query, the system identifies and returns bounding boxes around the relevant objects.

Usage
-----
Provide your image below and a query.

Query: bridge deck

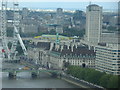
[2,68,62,73]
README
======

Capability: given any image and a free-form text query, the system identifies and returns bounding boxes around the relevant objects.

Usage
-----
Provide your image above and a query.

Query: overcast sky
[6,0,119,2]
[0,0,118,11]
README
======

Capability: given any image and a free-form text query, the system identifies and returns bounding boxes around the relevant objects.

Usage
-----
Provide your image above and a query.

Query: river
[2,71,80,88]
[0,44,79,88]
[2,62,80,88]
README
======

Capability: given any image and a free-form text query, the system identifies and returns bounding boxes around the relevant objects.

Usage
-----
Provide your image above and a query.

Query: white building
[85,4,102,44]
[20,24,38,34]
[35,42,96,70]
[95,44,120,75]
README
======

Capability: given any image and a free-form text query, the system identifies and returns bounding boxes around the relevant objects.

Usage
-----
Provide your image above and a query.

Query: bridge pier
[51,72,58,78]
[31,71,40,78]
[8,71,17,79]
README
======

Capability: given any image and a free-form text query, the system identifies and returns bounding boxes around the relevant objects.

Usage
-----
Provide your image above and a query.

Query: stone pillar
[50,42,54,51]
[31,71,39,78]
[8,71,17,78]
[35,41,38,46]
[75,43,78,48]
[61,45,63,51]
[88,46,91,50]
[51,72,58,78]
[71,44,74,52]
[67,44,70,49]
[94,46,96,52]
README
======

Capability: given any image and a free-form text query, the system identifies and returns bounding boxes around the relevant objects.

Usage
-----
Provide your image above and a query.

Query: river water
[2,63,79,88]
[0,44,79,88]
[2,71,79,88]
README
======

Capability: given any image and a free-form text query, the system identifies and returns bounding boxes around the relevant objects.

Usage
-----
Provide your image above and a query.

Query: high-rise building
[56,8,63,24]
[118,1,120,29]
[22,8,29,19]
[85,4,102,44]
[57,8,63,16]
[55,8,64,33]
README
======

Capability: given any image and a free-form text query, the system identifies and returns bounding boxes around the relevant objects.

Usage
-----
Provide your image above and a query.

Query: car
[38,67,42,70]
[19,68,22,70]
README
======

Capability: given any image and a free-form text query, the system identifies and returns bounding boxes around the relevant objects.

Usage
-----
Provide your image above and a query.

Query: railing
[2,68,61,74]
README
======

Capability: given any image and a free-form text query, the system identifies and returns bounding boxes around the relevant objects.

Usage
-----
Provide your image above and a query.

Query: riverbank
[2,71,79,88]
[46,71,91,88]
[57,73,105,89]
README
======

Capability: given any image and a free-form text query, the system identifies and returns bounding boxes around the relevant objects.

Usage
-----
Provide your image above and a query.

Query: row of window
[96,65,119,71]
[95,60,119,67]
[96,51,118,57]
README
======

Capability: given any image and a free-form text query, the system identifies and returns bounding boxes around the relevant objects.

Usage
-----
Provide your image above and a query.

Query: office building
[22,8,29,19]
[57,8,63,16]
[85,4,102,44]
[95,44,120,75]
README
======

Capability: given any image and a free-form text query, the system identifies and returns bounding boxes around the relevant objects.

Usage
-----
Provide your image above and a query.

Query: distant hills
[18,2,117,12]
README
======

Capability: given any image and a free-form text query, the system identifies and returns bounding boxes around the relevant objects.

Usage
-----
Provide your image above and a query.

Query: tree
[67,66,119,88]
[62,27,85,37]
[107,75,119,88]
[16,45,24,55]
[8,42,12,49]
[63,61,70,68]
[99,74,111,88]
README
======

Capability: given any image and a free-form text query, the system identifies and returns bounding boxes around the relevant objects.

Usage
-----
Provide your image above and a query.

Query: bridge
[2,68,61,73]
[2,55,62,78]
[2,67,62,78]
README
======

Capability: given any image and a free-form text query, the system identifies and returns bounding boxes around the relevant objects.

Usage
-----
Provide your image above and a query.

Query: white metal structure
[0,0,27,60]
[0,0,10,59]
[14,26,27,56]
[10,1,20,59]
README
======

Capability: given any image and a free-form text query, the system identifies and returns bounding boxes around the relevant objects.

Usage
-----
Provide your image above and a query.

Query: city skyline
[0,0,119,89]
[7,0,119,2]
[4,2,118,12]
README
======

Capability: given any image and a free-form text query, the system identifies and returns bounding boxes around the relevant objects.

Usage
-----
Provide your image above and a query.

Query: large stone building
[36,42,95,70]
[20,19,39,34]
[85,4,102,44]
[49,44,96,69]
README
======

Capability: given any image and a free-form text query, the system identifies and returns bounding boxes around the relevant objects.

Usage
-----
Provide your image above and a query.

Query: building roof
[88,4,99,7]
[51,44,96,57]
[36,42,50,50]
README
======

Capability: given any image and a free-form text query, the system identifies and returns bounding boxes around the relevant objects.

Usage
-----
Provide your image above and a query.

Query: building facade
[22,8,29,19]
[95,44,120,75]
[100,32,119,44]
[85,4,102,44]
[36,42,96,70]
